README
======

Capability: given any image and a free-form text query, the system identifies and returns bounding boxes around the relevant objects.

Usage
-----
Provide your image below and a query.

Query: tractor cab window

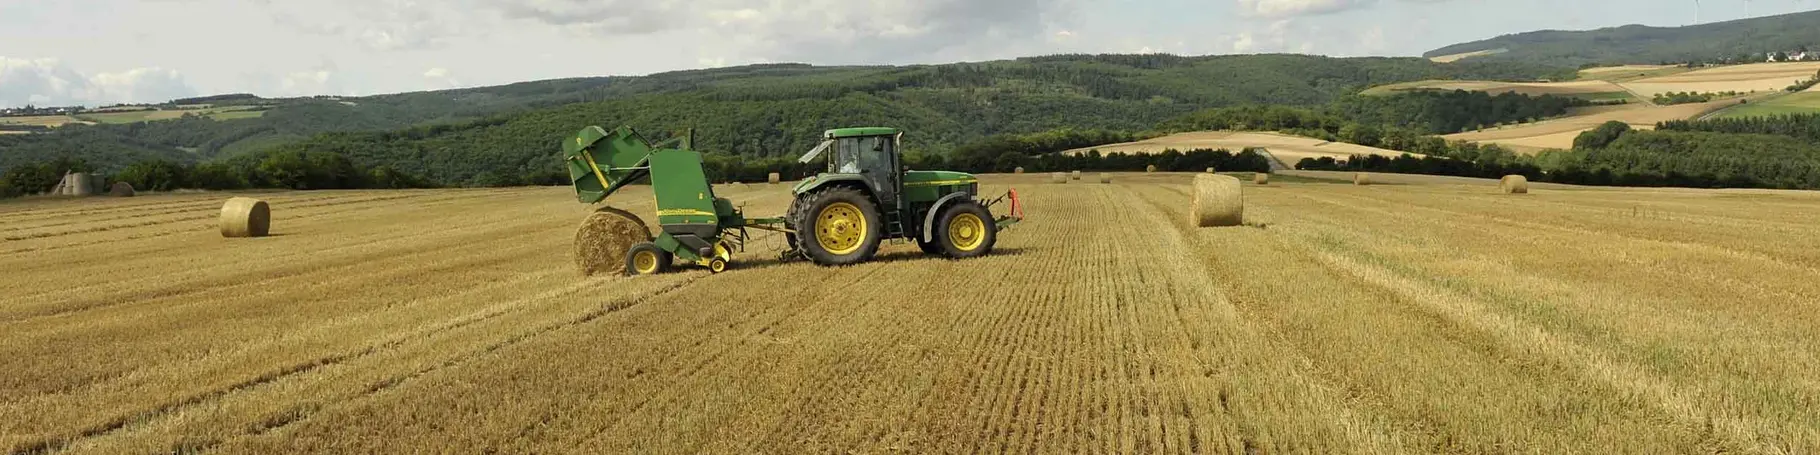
[831,136,893,174]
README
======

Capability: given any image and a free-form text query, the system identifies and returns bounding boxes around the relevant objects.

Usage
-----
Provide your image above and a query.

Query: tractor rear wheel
[935,201,996,259]
[916,236,943,255]
[625,242,671,275]
[793,187,882,266]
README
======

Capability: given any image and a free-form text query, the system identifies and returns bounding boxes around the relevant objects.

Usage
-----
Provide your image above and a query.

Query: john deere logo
[575,137,584,146]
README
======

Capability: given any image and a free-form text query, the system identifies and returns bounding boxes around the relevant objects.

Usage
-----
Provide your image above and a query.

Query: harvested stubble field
[3,174,1820,454]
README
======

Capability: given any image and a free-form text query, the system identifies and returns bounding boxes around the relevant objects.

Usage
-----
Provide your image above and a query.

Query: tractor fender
[792,174,867,195]
[922,192,973,243]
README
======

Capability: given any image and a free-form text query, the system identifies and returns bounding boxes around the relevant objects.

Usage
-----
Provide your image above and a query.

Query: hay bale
[219,197,271,238]
[1099,173,1112,184]
[574,206,652,276]
[1500,175,1529,194]
[1190,174,1244,228]
[109,182,136,197]
[1146,164,1158,173]
[1050,172,1068,184]
[1353,172,1373,186]
[767,172,781,184]
[1254,173,1270,185]
[1206,167,1217,174]
[1014,167,1025,174]
[1071,170,1081,180]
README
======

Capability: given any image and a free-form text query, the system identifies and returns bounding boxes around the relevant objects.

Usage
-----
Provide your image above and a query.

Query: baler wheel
[626,242,670,275]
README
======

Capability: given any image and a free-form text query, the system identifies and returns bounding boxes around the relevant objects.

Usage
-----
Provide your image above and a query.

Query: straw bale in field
[220,197,271,238]
[1191,174,1243,228]
[109,182,136,197]
[1051,172,1068,183]
[1099,173,1112,184]
[1501,175,1530,194]
[574,206,652,276]
[1354,173,1373,186]
[1254,173,1270,185]
[767,173,781,184]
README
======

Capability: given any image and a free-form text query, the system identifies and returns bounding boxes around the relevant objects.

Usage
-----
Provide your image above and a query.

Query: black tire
[916,236,943,255]
[792,187,883,266]
[624,242,671,275]
[935,201,996,259]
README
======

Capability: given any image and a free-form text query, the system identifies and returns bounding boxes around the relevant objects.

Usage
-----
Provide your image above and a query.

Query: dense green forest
[1300,120,1820,190]
[1424,10,1820,67]
[1659,112,1820,141]
[0,54,1569,188]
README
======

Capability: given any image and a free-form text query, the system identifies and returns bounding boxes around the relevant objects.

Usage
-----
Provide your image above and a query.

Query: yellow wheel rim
[633,250,659,274]
[815,202,868,255]
[709,260,726,273]
[948,212,987,251]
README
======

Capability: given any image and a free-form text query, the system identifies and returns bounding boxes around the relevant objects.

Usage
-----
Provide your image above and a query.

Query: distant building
[1791,52,1810,62]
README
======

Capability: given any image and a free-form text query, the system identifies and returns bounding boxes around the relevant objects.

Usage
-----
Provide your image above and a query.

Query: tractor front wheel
[793,187,882,266]
[935,201,996,259]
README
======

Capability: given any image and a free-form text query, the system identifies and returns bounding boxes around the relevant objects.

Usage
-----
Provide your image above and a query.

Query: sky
[2,0,1819,108]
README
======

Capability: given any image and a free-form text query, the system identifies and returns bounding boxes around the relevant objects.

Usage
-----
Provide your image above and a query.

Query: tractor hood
[901,170,978,188]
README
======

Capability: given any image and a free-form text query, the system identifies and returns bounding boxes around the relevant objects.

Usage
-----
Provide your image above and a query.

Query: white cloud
[423,66,460,88]
[0,57,197,107]
[1236,0,1377,18]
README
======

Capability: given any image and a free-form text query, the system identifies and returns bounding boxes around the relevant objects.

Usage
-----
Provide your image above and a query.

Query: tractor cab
[801,127,904,208]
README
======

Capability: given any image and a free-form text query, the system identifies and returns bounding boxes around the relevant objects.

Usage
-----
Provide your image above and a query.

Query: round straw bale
[1206,167,1217,174]
[1050,172,1068,183]
[1071,170,1082,180]
[1014,167,1025,174]
[109,182,136,197]
[1190,174,1244,228]
[1254,173,1270,185]
[1099,173,1112,184]
[1500,174,1529,194]
[219,197,271,238]
[767,172,781,184]
[1146,164,1158,173]
[574,206,652,276]
[1353,172,1373,186]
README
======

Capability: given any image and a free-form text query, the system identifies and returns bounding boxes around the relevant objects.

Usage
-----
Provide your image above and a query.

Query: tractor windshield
[831,136,893,174]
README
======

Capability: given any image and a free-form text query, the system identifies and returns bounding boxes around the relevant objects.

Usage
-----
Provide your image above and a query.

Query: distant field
[0,115,92,128]
[1427,48,1506,63]
[1576,65,1690,82]
[1711,91,1820,118]
[1617,62,1820,97]
[1363,79,1638,103]
[1067,131,1421,167]
[1443,99,1742,153]
[76,105,264,124]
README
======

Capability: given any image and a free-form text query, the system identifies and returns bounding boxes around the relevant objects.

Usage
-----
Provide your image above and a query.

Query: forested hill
[0,53,1568,185]
[1424,10,1820,67]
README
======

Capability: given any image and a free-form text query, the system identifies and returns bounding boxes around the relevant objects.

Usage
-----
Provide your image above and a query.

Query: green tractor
[783,127,1023,265]
[563,125,1021,275]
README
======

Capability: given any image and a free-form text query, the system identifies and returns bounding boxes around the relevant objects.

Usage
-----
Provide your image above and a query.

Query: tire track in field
[1127,182,1411,454]
[1289,232,1797,453]
[0,190,523,256]
[0,192,595,320]
[0,192,471,241]
[1313,189,1820,272]
[1250,187,1804,452]
[14,270,685,455]
[1282,190,1820,309]
[96,274,707,455]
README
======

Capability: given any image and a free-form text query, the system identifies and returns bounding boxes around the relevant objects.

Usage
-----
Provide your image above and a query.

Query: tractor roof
[824,127,899,139]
